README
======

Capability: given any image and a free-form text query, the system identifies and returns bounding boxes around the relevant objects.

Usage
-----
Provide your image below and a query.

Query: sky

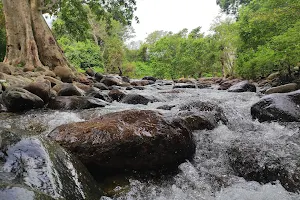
[131,0,222,41]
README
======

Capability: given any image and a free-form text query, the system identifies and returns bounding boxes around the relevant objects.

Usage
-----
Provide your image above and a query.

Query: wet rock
[133,86,145,90]
[0,185,55,200]
[175,101,228,131]
[126,87,133,90]
[142,76,157,82]
[173,84,197,89]
[131,80,154,86]
[100,76,123,87]
[2,87,44,112]
[87,90,112,103]
[251,90,300,122]
[94,82,109,90]
[121,76,130,83]
[24,80,51,103]
[121,94,157,105]
[95,72,104,82]
[198,77,223,85]
[265,83,298,94]
[173,83,210,89]
[48,110,196,173]
[218,79,240,90]
[228,139,300,193]
[86,68,95,77]
[47,96,108,110]
[0,128,102,199]
[228,81,256,92]
[157,105,176,110]
[57,83,84,96]
[108,89,126,101]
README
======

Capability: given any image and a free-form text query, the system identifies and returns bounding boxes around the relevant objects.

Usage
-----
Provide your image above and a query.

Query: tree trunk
[2,0,70,71]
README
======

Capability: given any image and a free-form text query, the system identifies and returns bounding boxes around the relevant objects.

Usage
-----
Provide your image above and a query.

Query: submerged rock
[87,90,112,103]
[47,96,108,110]
[173,83,210,89]
[157,105,176,110]
[121,94,157,105]
[228,81,256,93]
[175,101,228,131]
[228,139,300,193]
[142,76,157,82]
[131,80,154,86]
[173,84,197,89]
[0,128,102,200]
[48,110,196,173]
[251,90,300,122]
[2,87,44,112]
[108,89,126,101]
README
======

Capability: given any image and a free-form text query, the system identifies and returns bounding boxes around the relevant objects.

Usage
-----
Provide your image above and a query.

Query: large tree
[1,0,136,73]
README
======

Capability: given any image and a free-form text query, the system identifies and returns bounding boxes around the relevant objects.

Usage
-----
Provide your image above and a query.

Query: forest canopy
[0,0,299,81]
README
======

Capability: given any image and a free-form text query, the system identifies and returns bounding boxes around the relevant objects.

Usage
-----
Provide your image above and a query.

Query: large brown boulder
[2,87,44,112]
[24,79,51,103]
[48,110,195,172]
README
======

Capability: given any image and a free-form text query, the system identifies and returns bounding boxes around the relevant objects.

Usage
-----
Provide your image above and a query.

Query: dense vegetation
[0,0,299,80]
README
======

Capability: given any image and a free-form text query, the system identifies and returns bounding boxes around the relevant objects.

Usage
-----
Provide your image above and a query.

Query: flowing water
[1,81,300,200]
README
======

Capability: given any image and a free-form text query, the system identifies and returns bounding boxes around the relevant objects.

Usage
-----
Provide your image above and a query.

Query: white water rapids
[1,82,300,200]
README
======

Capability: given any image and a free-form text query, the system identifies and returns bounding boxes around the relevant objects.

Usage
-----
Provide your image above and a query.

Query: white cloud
[131,0,221,41]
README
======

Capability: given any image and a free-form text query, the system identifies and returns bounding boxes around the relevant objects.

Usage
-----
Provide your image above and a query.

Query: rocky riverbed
[1,69,300,199]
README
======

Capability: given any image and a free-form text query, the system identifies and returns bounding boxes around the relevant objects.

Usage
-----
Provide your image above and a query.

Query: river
[1,81,300,200]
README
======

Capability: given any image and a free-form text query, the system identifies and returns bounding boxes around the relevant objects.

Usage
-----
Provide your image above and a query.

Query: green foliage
[236,0,300,79]
[211,18,241,77]
[216,0,252,14]
[123,61,153,78]
[57,36,103,72]
[145,29,222,79]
